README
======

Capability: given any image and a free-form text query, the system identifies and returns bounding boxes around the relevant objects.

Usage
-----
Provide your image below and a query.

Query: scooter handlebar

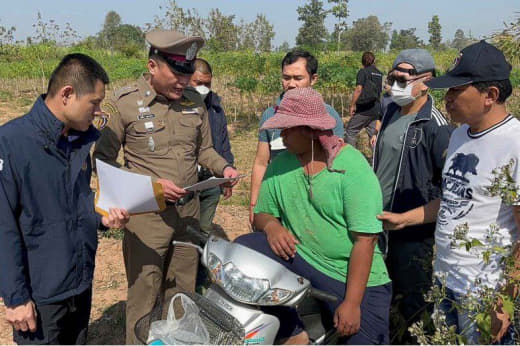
[310,288,338,303]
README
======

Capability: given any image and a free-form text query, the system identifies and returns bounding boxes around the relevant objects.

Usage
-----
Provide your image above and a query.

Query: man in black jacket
[189,58,234,238]
[0,54,129,344]
[374,49,453,343]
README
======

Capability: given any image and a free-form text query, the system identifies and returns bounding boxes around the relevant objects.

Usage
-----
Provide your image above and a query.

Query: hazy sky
[3,0,518,46]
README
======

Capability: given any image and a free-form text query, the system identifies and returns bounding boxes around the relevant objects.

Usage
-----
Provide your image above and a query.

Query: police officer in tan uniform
[93,30,238,344]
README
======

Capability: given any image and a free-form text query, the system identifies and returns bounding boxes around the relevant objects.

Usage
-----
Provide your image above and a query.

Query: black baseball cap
[425,40,512,89]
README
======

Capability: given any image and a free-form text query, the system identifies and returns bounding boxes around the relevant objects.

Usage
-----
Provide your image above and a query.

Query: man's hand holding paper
[222,166,239,187]
[95,159,166,215]
[101,208,130,229]
[156,178,188,203]
[96,159,244,211]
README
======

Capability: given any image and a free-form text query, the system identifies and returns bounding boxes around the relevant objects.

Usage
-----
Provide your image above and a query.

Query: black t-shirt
[355,65,383,116]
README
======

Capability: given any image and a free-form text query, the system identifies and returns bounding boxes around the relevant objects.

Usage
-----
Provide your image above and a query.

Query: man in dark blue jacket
[189,58,234,238]
[0,53,129,344]
[373,49,453,343]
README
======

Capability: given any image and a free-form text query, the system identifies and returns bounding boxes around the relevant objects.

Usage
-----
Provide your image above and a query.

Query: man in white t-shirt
[377,41,519,344]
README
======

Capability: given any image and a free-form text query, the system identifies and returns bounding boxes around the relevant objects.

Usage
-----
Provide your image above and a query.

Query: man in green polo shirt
[235,87,391,345]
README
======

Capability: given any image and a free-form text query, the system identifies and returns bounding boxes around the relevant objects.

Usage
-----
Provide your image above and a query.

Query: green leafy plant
[410,160,520,344]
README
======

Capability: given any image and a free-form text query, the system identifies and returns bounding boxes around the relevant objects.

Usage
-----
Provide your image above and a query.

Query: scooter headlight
[257,288,293,304]
[207,253,293,305]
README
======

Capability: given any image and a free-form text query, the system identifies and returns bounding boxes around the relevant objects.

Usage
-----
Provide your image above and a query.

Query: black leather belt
[198,167,214,181]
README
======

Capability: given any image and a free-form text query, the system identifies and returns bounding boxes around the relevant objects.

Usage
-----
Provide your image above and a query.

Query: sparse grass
[15,95,34,108]
[0,90,12,101]
[99,228,124,240]
[219,124,258,207]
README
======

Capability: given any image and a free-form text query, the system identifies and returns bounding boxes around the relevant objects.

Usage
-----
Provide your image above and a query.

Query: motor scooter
[135,235,340,344]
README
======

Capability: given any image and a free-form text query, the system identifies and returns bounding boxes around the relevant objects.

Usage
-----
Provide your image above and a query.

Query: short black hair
[47,53,109,98]
[472,79,512,104]
[148,48,169,68]
[148,47,166,62]
[281,49,318,76]
[194,58,212,75]
[361,52,375,67]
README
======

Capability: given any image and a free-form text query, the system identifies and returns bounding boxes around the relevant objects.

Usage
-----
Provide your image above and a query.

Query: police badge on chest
[144,121,156,152]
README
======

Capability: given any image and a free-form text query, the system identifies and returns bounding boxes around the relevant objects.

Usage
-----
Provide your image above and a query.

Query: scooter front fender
[205,285,280,345]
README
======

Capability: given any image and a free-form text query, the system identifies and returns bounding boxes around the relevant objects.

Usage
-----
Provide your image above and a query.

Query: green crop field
[1,44,519,120]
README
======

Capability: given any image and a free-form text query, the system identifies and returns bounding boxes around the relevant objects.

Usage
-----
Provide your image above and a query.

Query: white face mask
[390,81,417,106]
[194,85,210,99]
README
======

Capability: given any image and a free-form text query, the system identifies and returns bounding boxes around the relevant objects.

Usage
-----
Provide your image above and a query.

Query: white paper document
[184,175,247,192]
[95,159,166,216]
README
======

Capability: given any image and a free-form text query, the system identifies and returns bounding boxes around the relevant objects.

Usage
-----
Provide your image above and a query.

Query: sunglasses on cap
[393,66,419,75]
[388,68,436,85]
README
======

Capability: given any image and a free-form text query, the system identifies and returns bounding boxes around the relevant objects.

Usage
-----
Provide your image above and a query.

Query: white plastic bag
[147,293,209,345]
[147,320,175,345]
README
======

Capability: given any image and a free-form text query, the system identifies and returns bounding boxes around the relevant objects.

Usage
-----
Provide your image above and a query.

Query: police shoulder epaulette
[114,85,139,100]
[182,86,204,107]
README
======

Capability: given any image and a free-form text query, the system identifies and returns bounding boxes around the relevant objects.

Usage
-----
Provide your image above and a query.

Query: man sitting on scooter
[235,87,392,344]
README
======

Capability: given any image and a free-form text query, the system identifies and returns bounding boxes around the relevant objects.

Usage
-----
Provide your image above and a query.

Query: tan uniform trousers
[123,197,199,344]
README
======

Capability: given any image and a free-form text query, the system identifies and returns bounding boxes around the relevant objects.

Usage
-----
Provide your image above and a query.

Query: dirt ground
[0,99,258,344]
[0,91,358,344]
[0,204,251,345]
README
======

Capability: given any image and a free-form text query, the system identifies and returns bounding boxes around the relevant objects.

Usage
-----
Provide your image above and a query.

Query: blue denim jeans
[235,232,392,344]
[436,280,516,345]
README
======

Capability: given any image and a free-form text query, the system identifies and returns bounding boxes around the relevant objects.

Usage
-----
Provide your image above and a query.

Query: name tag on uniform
[181,108,199,115]
[138,107,150,113]
[137,113,156,120]
[144,121,155,132]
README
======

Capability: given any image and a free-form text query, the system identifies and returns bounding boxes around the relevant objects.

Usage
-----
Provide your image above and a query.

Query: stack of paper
[95,159,166,216]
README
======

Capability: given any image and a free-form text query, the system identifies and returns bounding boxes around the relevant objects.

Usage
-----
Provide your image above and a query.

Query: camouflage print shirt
[93,74,229,188]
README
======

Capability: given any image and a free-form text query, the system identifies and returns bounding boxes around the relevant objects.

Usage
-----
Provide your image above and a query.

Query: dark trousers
[13,287,92,345]
[386,237,434,343]
[199,186,221,235]
[345,112,378,148]
[235,232,391,344]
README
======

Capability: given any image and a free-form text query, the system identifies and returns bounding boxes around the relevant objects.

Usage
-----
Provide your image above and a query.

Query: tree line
[295,0,480,52]
[0,1,275,56]
[0,0,518,64]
